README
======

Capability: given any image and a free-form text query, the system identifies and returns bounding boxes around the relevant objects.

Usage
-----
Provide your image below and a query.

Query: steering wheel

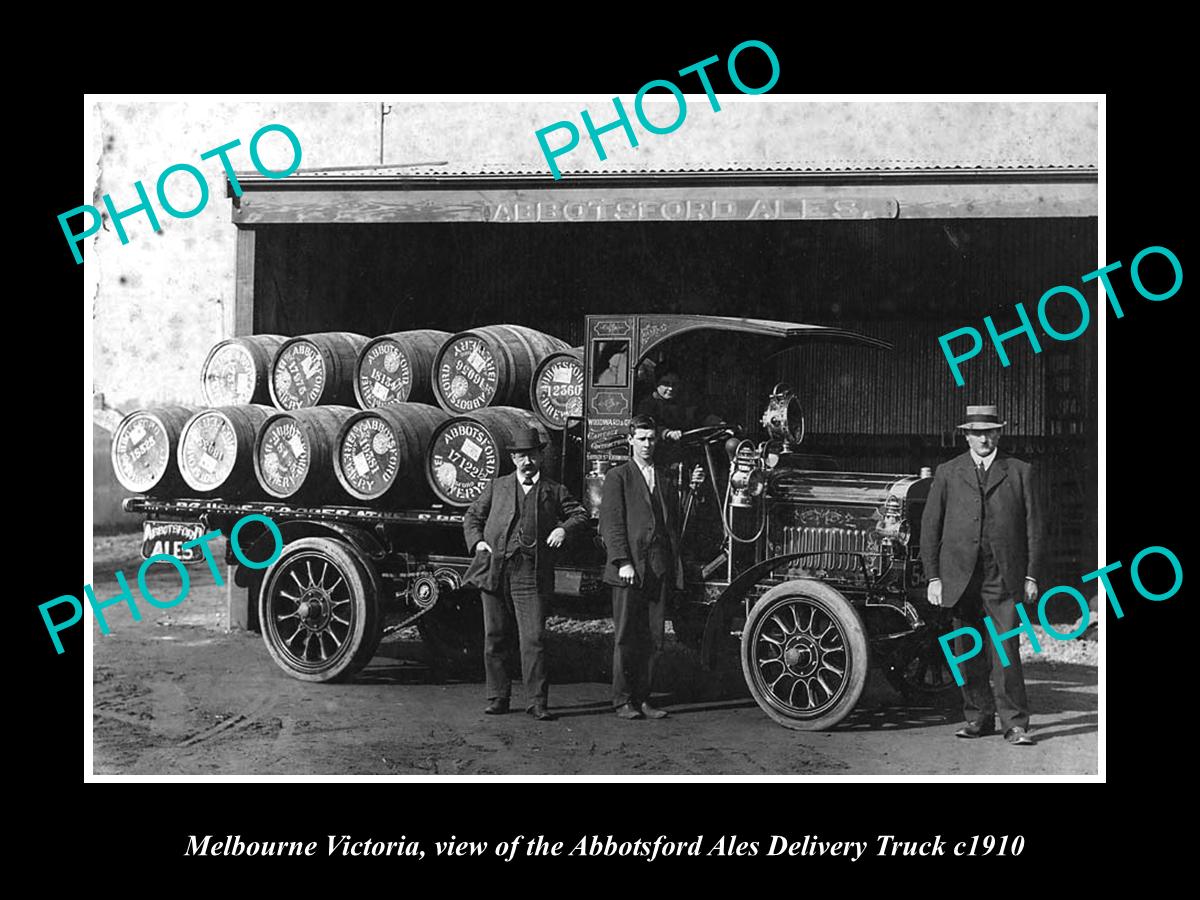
[675,422,733,447]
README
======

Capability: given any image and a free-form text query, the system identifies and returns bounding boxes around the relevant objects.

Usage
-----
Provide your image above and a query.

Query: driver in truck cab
[635,370,696,443]
[635,368,723,489]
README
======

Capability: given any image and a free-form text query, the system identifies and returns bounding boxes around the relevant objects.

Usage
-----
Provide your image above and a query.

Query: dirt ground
[91,535,1099,776]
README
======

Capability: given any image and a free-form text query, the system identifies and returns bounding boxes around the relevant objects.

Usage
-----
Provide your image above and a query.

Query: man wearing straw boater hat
[462,427,588,722]
[920,404,1044,746]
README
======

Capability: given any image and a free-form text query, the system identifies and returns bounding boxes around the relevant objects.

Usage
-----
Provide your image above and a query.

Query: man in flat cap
[463,427,588,721]
[921,405,1044,746]
[635,370,696,441]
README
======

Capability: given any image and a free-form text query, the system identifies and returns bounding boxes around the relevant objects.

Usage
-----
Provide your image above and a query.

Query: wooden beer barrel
[177,404,274,496]
[432,324,570,414]
[425,407,556,507]
[529,348,585,430]
[254,406,359,502]
[335,403,450,506]
[110,406,199,495]
[269,332,370,410]
[353,329,451,409]
[201,335,287,406]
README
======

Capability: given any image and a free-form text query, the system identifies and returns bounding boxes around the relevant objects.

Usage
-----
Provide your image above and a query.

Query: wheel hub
[411,573,439,609]
[296,590,331,630]
[783,636,819,676]
[749,594,853,721]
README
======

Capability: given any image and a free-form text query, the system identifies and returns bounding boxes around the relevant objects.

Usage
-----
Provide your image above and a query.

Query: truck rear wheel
[883,616,961,705]
[741,579,868,730]
[259,536,382,682]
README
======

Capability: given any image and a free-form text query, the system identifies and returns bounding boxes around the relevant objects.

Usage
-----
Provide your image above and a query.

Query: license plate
[142,521,208,563]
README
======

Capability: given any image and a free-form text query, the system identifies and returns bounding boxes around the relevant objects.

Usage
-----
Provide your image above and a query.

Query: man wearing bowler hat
[921,405,1044,746]
[462,427,588,721]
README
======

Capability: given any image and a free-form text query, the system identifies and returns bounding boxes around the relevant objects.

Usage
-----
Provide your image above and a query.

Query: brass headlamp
[761,383,805,450]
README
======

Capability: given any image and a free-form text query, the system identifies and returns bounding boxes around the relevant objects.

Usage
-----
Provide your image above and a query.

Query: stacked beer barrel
[201,335,287,406]
[111,406,201,496]
[529,348,585,431]
[112,325,574,509]
[355,330,450,408]
[425,326,573,505]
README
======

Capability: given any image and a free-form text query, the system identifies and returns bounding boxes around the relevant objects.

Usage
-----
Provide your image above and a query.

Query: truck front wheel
[259,537,382,682]
[741,580,868,730]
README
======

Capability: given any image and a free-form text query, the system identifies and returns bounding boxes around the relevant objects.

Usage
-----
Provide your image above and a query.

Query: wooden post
[225,566,253,632]
[227,227,257,631]
[233,228,255,336]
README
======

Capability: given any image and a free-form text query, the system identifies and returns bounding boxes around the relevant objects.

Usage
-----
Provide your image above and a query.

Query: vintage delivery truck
[124,313,956,730]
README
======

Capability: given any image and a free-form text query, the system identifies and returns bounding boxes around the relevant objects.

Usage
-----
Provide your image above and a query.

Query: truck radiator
[778,526,873,574]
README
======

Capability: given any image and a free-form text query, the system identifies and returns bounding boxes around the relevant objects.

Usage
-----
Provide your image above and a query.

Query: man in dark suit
[635,371,697,442]
[600,414,701,720]
[920,404,1044,746]
[462,427,588,722]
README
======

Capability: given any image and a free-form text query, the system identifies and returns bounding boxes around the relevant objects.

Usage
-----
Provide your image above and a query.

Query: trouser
[951,548,1031,731]
[481,553,548,706]
[611,565,669,707]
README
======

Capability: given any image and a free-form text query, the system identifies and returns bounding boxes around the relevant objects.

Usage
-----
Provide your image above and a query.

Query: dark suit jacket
[634,394,697,433]
[598,460,684,590]
[462,472,588,594]
[919,451,1044,608]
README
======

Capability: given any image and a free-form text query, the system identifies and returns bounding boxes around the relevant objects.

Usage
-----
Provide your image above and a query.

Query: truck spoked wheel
[669,598,709,653]
[259,537,382,683]
[741,580,868,730]
[416,591,484,681]
[883,620,960,705]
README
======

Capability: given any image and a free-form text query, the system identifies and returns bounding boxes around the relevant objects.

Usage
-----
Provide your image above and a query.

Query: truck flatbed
[124,496,466,528]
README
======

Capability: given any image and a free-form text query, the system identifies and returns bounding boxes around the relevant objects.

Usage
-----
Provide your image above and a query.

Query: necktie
[976,462,987,489]
[523,477,534,488]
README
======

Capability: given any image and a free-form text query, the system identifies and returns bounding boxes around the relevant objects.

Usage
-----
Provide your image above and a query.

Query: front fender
[233,519,387,587]
[699,551,868,669]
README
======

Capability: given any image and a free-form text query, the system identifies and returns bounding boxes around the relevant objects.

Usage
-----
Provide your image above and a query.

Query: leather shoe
[1004,726,1036,746]
[955,720,997,739]
[527,703,556,722]
[640,701,669,719]
[615,703,644,720]
[484,698,510,715]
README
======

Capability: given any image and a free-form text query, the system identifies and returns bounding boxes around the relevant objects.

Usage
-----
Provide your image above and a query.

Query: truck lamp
[729,440,765,508]
[875,496,911,545]
[761,383,805,449]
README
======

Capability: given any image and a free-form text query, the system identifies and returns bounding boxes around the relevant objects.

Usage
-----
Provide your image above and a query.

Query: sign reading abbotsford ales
[483,197,897,223]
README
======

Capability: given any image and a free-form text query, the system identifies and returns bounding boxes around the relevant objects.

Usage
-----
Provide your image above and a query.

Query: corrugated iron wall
[770,319,1050,438]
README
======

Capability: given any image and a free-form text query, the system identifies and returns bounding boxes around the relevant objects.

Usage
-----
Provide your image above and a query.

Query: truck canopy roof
[638,316,892,360]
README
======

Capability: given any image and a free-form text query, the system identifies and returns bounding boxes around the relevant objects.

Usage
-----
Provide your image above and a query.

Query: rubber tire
[259,536,382,683]
[670,598,708,652]
[882,621,962,706]
[416,590,485,680]
[740,579,869,731]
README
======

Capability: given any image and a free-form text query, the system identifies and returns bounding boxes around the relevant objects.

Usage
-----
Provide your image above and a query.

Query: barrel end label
[437,337,499,413]
[534,356,584,428]
[258,419,311,495]
[338,417,399,497]
[203,343,257,406]
[428,421,499,504]
[113,414,170,491]
[358,340,414,407]
[273,342,327,409]
[179,412,237,489]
